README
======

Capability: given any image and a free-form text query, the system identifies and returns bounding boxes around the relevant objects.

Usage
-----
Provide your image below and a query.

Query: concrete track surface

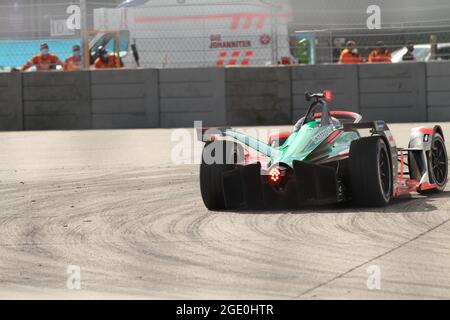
[1,124,450,300]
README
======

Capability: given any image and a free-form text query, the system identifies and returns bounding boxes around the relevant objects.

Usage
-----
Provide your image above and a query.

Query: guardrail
[1,62,450,131]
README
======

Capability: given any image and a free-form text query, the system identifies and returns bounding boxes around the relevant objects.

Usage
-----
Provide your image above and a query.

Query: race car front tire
[349,136,392,207]
[200,141,243,211]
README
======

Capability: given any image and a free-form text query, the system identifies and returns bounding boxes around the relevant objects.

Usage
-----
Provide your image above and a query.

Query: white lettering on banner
[210,41,252,49]
[210,35,252,49]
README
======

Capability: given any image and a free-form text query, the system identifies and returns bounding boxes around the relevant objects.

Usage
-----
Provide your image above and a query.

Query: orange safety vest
[368,49,392,63]
[339,49,364,64]
[64,56,83,71]
[94,55,124,69]
[21,54,63,71]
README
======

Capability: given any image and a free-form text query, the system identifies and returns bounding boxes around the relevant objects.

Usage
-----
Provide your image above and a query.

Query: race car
[197,91,448,210]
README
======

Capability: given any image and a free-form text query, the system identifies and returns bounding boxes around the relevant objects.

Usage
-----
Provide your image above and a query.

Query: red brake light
[269,168,281,183]
[324,90,333,102]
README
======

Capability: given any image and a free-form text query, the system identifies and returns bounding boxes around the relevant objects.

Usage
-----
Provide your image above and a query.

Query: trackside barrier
[0,72,22,130]
[0,62,448,131]
[91,69,159,129]
[159,68,226,128]
[22,71,90,130]
[359,63,427,122]
[426,62,450,122]
[226,67,291,126]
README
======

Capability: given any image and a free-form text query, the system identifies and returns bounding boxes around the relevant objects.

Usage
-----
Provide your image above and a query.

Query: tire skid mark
[1,157,450,298]
[293,212,450,299]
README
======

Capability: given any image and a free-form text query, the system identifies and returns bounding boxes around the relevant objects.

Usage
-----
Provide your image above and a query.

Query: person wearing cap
[368,41,392,63]
[21,43,63,71]
[94,47,124,69]
[64,45,83,71]
[339,41,364,64]
[402,41,416,61]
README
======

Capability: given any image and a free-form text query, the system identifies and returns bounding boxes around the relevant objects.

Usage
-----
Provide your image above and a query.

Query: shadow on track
[212,191,450,215]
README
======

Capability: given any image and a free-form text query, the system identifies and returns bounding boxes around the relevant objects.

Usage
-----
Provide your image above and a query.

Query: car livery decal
[385,130,397,147]
[312,127,333,144]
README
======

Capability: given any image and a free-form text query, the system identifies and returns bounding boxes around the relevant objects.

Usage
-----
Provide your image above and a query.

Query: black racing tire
[418,133,448,195]
[349,136,393,207]
[200,141,243,211]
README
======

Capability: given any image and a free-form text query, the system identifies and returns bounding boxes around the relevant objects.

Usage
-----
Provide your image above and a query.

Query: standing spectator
[339,41,364,64]
[402,41,416,61]
[21,43,63,71]
[94,47,124,69]
[64,45,83,71]
[368,41,392,63]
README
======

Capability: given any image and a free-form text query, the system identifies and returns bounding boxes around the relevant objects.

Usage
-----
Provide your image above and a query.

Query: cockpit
[294,91,362,132]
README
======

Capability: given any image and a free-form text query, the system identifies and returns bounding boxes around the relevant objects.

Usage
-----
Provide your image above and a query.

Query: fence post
[80,0,89,70]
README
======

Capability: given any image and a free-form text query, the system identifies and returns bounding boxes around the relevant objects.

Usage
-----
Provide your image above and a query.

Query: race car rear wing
[197,127,279,159]
[196,127,230,142]
[344,120,398,169]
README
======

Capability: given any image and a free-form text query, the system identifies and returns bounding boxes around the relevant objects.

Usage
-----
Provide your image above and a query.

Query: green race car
[198,91,448,210]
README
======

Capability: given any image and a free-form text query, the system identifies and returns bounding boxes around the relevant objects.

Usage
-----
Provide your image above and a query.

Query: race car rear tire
[200,141,243,211]
[349,136,392,207]
[418,133,448,194]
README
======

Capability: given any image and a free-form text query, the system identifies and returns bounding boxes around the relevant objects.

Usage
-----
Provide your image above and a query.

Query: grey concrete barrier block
[22,71,90,130]
[0,72,23,131]
[91,83,146,100]
[24,86,89,101]
[292,64,359,121]
[23,71,85,86]
[426,62,450,121]
[159,68,226,128]
[93,98,145,114]
[160,82,216,98]
[160,68,219,82]
[90,68,149,84]
[4,63,446,132]
[226,67,292,126]
[25,115,88,130]
[91,69,159,129]
[92,114,151,129]
[359,63,427,122]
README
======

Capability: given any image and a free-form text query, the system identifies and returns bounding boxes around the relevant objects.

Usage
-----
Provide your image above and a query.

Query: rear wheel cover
[430,134,448,188]
[378,142,392,201]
